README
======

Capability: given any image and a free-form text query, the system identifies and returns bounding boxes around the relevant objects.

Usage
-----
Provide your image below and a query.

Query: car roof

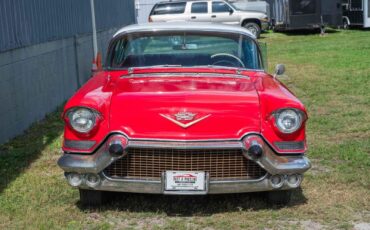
[113,22,256,39]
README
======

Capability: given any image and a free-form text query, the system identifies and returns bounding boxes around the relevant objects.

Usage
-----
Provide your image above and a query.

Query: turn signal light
[107,135,128,157]
[248,144,263,159]
[243,135,264,159]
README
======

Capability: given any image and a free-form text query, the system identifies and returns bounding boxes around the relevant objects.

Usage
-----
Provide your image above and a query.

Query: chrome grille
[104,148,266,181]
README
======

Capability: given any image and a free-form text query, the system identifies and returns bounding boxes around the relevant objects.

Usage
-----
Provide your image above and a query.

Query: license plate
[165,171,206,191]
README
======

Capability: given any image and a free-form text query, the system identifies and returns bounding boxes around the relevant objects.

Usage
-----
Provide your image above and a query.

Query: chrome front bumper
[73,173,299,194]
[58,135,311,194]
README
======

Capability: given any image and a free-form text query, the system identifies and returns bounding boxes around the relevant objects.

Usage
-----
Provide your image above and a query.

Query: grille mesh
[104,148,266,181]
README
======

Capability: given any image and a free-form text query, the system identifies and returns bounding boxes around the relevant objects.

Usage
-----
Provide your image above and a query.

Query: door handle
[211,15,216,18]
[191,16,196,19]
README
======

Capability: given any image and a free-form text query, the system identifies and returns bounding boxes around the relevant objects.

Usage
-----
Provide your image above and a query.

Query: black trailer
[266,0,342,31]
[322,0,343,27]
[342,0,370,28]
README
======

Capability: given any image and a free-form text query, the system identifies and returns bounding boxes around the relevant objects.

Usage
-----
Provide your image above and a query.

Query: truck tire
[79,189,104,206]
[267,190,292,205]
[243,22,261,38]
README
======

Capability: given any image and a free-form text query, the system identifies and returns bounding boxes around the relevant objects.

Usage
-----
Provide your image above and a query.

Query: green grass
[0,29,369,229]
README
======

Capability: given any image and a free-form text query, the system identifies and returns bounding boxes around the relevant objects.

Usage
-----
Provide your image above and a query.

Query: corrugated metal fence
[0,0,135,144]
[0,0,135,52]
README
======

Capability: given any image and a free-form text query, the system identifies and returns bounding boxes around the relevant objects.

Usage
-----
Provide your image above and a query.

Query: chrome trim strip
[210,173,268,184]
[63,130,305,155]
[113,25,257,41]
[102,171,268,184]
[57,149,123,174]
[109,130,260,142]
[159,114,211,129]
[120,72,252,79]
[106,27,266,72]
[102,171,161,183]
[58,133,311,175]
[74,173,293,194]
[128,140,244,149]
[257,155,311,175]
[109,131,304,154]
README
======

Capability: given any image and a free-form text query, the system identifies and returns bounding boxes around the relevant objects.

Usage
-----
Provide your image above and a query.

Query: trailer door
[289,0,321,29]
[365,0,370,27]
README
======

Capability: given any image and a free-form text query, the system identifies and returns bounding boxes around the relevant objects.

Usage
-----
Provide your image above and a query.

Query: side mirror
[229,8,234,15]
[274,64,285,78]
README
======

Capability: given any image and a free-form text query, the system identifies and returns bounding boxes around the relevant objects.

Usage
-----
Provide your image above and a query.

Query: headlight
[66,107,98,133]
[274,109,304,134]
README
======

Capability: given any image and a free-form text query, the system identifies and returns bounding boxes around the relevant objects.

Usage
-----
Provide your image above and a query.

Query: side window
[152,2,186,15]
[112,39,127,67]
[212,1,231,13]
[191,2,208,13]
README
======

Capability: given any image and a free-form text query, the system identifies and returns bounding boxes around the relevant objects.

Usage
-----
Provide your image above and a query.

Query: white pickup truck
[149,0,269,38]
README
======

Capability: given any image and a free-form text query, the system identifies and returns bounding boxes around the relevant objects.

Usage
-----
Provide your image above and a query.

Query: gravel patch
[354,223,370,230]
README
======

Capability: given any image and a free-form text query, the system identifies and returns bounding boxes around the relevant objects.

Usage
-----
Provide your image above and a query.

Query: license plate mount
[163,171,208,195]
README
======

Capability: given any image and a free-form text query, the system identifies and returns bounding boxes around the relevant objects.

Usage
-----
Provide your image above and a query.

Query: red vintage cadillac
[58,23,311,206]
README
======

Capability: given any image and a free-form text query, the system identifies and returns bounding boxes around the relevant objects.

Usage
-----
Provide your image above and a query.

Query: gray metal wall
[0,1,136,144]
[0,0,135,52]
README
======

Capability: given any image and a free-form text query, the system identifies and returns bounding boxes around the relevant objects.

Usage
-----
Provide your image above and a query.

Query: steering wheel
[210,53,245,68]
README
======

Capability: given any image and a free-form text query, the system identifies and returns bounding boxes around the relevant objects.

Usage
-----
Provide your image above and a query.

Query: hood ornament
[160,112,211,128]
[174,112,196,121]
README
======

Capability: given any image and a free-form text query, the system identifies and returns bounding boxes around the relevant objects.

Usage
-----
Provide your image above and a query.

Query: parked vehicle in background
[148,0,269,38]
[342,0,370,28]
[57,22,311,206]
[321,0,343,28]
[228,0,270,19]
[265,0,342,31]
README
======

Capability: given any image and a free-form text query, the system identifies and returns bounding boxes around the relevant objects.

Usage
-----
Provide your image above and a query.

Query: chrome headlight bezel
[66,107,100,134]
[274,108,305,134]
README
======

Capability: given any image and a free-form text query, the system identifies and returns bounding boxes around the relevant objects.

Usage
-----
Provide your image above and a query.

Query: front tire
[267,190,292,205]
[79,189,104,206]
[243,22,261,38]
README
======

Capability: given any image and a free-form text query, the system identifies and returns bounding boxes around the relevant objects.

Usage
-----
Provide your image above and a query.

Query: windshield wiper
[198,65,245,70]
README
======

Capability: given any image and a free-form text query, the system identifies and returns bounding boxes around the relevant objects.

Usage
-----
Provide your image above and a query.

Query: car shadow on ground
[0,108,63,193]
[78,188,307,216]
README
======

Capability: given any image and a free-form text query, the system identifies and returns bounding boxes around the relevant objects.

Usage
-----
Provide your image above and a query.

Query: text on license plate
[165,171,206,191]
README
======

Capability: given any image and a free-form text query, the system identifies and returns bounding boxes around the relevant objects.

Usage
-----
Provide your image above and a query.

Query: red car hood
[109,76,261,140]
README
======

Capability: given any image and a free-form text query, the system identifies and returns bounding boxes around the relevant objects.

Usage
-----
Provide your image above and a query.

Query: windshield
[108,31,262,70]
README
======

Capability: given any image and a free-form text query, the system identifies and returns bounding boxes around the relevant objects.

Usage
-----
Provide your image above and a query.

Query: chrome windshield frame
[105,29,266,72]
